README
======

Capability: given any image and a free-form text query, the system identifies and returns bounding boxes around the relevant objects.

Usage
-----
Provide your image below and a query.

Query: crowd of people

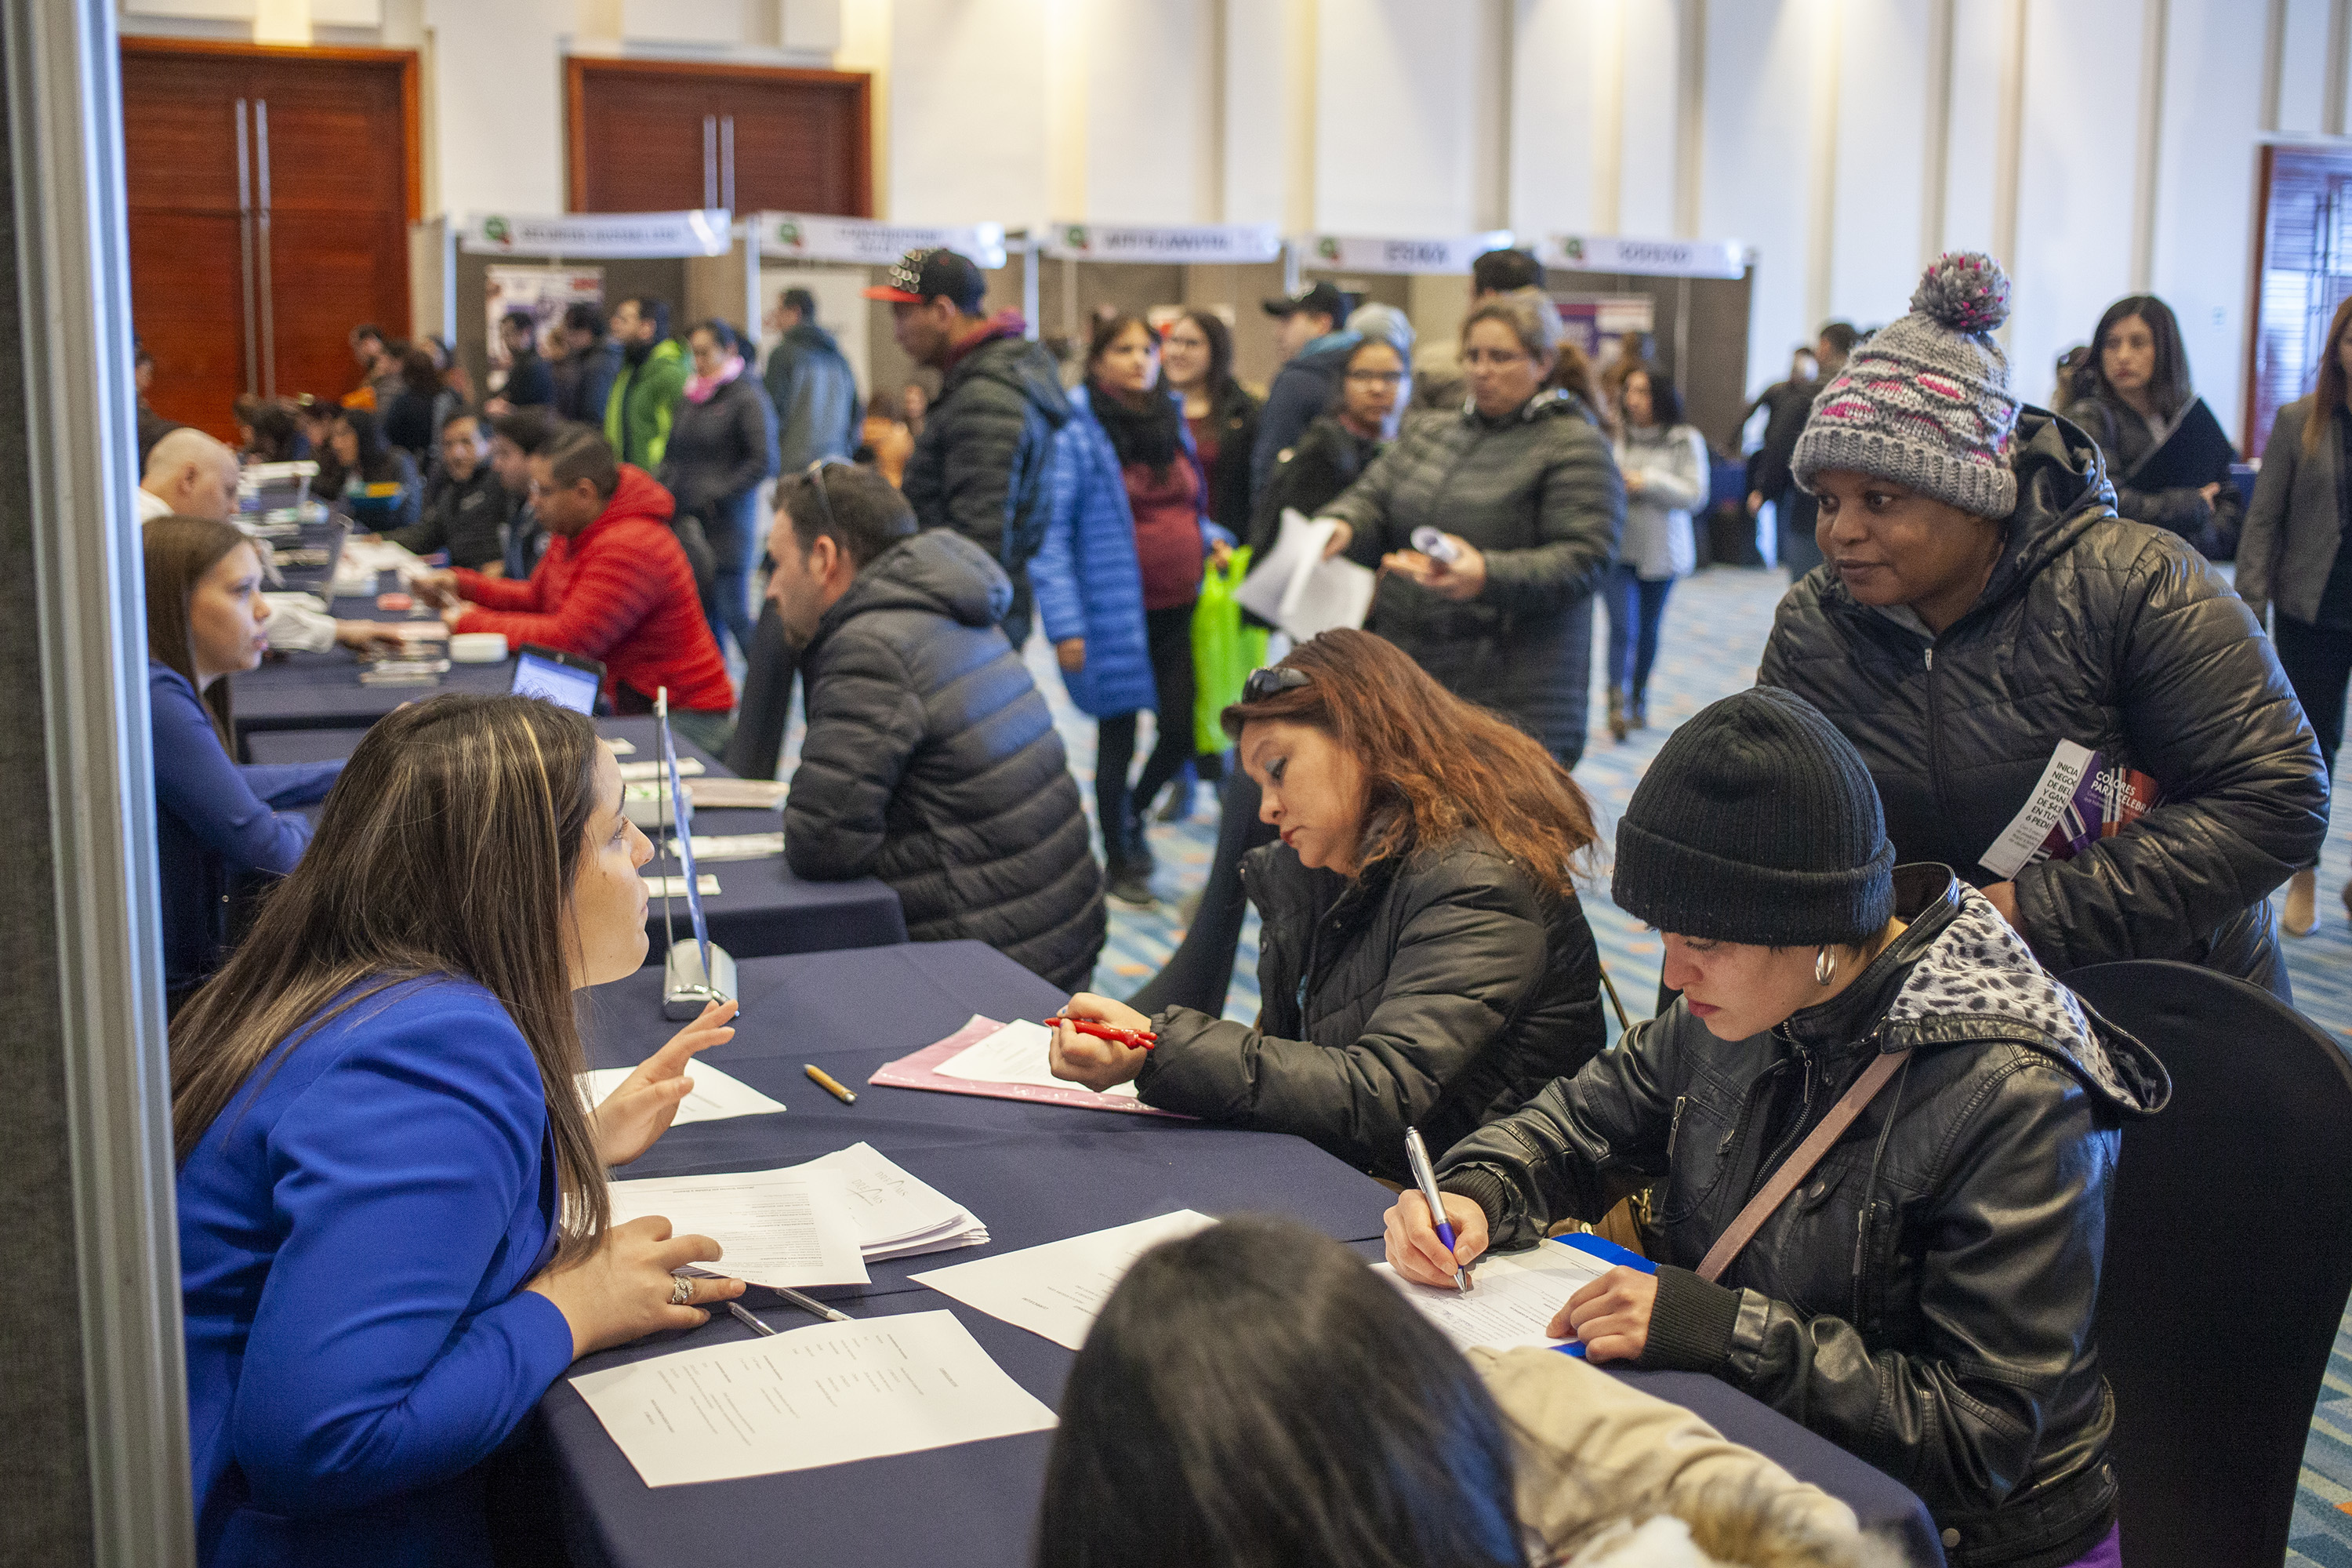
[138,240,2345,1568]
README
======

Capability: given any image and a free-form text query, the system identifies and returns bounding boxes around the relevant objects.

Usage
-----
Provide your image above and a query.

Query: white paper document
[789,1142,989,1260]
[686,778,789,811]
[911,1210,1216,1348]
[575,1062,786,1125]
[604,737,637,755]
[1235,508,1377,641]
[641,873,722,898]
[1979,739,2096,879]
[570,1309,1057,1487]
[607,1166,870,1287]
[1374,1240,1615,1353]
[666,832,785,862]
[617,756,705,782]
[935,1018,1138,1100]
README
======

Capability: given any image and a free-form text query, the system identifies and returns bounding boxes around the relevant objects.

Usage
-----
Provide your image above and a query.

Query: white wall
[131,0,2343,444]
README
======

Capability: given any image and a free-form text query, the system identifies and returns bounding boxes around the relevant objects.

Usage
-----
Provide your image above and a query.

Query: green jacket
[604,338,688,469]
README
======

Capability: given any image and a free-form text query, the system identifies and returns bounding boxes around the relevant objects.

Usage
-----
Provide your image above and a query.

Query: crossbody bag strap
[1694,1048,1912,1285]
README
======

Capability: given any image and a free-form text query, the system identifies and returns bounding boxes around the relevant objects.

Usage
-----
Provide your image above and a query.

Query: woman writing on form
[174,695,745,1567]
[1047,630,1606,1183]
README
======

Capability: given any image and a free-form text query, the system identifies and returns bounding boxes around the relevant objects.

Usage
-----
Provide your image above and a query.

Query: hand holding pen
[1044,993,1157,1094]
[1388,1128,1487,1294]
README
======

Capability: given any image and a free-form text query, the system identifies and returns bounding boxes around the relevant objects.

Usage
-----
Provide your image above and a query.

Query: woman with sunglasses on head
[1048,630,1605,1181]
[175,694,745,1567]
[1317,289,1624,769]
[1391,685,2169,1568]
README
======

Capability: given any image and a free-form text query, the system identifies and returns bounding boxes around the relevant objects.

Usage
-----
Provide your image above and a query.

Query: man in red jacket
[417,424,735,751]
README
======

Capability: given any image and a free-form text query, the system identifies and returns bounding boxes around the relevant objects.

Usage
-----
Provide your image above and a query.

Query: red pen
[1042,1015,1159,1051]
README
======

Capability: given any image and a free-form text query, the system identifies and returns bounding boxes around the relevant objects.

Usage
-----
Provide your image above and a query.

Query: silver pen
[727,1300,778,1337]
[771,1284,854,1324]
[1403,1127,1471,1295]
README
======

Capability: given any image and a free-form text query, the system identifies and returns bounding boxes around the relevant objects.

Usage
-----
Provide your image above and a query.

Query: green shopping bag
[1192,547,1269,754]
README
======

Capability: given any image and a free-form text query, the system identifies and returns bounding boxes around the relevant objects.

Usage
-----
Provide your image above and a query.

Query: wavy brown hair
[2307,293,2352,458]
[1221,629,1597,901]
[170,694,613,1260]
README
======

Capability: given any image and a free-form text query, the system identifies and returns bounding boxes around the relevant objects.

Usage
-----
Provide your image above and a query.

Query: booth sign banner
[1540,234,1747,279]
[1040,222,1282,264]
[462,210,733,258]
[1302,231,1514,275]
[757,213,1009,270]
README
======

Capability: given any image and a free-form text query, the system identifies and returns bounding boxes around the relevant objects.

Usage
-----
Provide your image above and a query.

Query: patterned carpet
[779,564,2352,1559]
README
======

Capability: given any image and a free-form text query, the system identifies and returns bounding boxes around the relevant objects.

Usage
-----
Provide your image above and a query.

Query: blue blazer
[150,661,339,993]
[1031,384,1225,719]
[178,976,576,1567]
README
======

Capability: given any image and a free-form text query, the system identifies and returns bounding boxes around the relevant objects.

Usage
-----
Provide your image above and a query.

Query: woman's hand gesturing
[591,998,738,1167]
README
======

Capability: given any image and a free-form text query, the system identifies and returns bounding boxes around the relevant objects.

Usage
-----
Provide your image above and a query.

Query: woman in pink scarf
[659,318,781,662]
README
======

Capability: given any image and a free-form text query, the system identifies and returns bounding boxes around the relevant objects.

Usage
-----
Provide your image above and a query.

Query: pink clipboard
[867,1015,1193,1120]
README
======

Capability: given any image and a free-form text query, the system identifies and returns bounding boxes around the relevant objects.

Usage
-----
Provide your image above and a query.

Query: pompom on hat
[1793,252,2022,520]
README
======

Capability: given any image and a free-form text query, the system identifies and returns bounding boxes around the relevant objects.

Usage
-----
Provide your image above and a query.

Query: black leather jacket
[1439,867,2170,1568]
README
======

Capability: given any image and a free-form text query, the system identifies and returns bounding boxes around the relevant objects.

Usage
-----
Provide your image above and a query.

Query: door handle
[235,99,259,396]
[256,99,276,398]
[720,114,735,213]
[703,114,719,209]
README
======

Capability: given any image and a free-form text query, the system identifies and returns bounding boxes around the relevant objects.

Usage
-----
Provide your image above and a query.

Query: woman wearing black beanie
[1387,687,2169,1568]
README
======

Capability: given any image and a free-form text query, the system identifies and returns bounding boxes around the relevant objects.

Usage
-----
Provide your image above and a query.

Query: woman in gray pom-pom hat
[1759,252,2324,1000]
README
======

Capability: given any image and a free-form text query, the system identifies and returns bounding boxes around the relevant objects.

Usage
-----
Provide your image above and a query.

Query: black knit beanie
[1611,687,1894,946]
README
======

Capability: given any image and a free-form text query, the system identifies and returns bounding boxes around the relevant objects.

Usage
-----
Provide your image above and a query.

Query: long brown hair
[170,694,613,1258]
[1221,629,1598,901]
[2307,294,2352,457]
[143,514,254,747]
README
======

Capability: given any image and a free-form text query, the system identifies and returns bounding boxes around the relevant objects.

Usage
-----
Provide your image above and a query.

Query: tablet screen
[511,649,600,714]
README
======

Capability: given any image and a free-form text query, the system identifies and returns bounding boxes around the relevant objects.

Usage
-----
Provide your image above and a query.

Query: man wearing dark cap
[869,247,1070,648]
[763,285,858,470]
[1250,279,1359,495]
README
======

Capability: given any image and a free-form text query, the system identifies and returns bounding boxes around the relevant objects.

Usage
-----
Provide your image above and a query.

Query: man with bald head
[139,427,241,522]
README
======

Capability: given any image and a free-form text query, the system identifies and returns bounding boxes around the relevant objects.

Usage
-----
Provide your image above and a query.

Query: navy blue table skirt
[232,593,514,750]
[536,942,1943,1568]
[250,717,907,960]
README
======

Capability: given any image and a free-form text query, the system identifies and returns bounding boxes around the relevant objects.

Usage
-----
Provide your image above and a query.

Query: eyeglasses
[800,457,846,539]
[1461,347,1531,369]
[1345,370,1406,387]
[1243,665,1312,702]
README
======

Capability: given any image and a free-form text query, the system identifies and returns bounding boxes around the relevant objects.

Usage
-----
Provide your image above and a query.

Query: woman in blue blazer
[143,516,343,1006]
[172,694,747,1566]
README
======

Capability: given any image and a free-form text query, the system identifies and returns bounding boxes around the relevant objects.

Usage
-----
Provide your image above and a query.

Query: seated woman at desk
[1036,1215,1887,1568]
[325,406,421,536]
[1387,688,2169,1568]
[1047,629,1606,1183]
[145,516,345,1007]
[174,693,746,1568]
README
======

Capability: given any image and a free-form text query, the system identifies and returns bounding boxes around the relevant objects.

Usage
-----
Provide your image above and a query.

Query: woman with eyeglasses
[1319,289,1624,768]
[1248,335,1409,567]
[1047,630,1606,1181]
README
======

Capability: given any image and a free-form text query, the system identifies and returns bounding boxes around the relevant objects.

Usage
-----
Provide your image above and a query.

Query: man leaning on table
[767,460,1105,991]
[413,424,736,753]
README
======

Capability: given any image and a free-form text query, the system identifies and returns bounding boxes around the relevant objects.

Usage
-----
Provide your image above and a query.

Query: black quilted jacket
[782,530,1105,990]
[1759,410,2324,997]
[1140,829,1605,1181]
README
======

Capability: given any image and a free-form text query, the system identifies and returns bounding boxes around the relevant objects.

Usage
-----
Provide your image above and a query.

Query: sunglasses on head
[800,457,849,537]
[1243,666,1312,703]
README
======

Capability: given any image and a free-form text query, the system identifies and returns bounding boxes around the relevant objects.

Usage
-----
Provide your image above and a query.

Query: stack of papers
[326,537,428,597]
[912,1210,1214,1348]
[1235,508,1377,641]
[607,1166,870,1288]
[685,778,789,810]
[641,873,721,898]
[666,831,785,862]
[790,1142,989,1260]
[616,756,704,782]
[1373,1238,1616,1353]
[575,1060,786,1124]
[571,1310,1057,1487]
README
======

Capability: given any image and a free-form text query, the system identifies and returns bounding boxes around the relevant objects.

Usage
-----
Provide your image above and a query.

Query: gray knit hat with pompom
[1793,252,2020,518]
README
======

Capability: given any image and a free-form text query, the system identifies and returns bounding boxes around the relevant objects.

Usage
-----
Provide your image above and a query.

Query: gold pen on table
[804,1064,858,1104]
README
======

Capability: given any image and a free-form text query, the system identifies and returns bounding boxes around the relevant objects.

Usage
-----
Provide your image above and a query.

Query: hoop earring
[1815,946,1838,987]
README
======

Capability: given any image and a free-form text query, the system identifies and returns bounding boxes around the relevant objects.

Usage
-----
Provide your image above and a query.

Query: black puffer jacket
[901,324,1072,649]
[1440,868,2171,1568]
[1759,409,2324,998]
[1326,390,1624,765]
[783,530,1105,989]
[1140,829,1605,1182]
[659,372,781,574]
[2057,390,2245,559]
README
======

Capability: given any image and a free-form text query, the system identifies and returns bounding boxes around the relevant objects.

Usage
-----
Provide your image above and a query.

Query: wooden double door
[122,40,418,438]
[567,57,870,216]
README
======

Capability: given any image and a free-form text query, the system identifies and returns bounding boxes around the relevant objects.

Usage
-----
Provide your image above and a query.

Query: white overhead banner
[1040,221,1282,265]
[757,212,1009,270]
[1539,234,1747,279]
[460,210,733,258]
[1301,230,1514,275]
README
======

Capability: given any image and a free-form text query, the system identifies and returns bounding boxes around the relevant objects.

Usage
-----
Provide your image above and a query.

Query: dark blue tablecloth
[539,942,1943,1568]
[232,590,514,750]
[250,718,908,960]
